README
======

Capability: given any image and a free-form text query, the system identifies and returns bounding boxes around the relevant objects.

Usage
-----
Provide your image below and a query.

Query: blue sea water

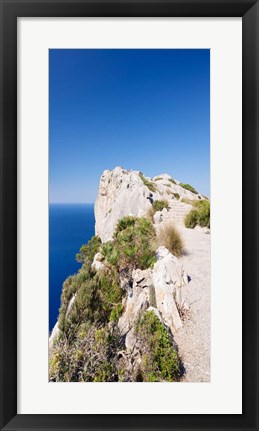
[49,204,95,332]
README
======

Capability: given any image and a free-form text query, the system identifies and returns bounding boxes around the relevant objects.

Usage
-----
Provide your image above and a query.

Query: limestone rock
[152,247,188,331]
[153,211,162,224]
[94,167,154,242]
[118,268,152,350]
[91,252,105,271]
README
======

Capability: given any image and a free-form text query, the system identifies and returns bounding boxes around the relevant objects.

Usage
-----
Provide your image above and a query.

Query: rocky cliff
[95,166,202,242]
[49,166,210,382]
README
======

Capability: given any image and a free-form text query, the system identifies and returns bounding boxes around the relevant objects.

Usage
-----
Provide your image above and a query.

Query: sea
[49,203,95,333]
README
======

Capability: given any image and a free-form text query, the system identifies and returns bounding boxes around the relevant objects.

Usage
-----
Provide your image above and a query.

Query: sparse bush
[179,183,198,194]
[168,178,176,184]
[49,324,121,382]
[154,177,163,181]
[109,303,124,322]
[157,223,184,257]
[139,172,157,193]
[153,200,169,212]
[149,285,157,308]
[184,200,210,229]
[134,311,180,382]
[173,193,180,200]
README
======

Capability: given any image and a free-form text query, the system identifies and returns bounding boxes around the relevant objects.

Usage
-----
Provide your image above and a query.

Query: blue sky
[49,49,210,203]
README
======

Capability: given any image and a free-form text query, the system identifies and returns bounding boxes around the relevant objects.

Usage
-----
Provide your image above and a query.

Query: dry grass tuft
[145,206,155,222]
[157,223,184,257]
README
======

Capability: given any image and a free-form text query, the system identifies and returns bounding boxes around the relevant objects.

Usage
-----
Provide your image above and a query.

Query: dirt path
[174,226,211,382]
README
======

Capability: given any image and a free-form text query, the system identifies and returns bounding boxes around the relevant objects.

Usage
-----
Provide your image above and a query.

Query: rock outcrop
[95,167,201,242]
[117,246,188,351]
[95,167,152,242]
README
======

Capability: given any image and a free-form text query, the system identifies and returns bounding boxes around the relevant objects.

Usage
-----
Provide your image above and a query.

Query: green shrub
[134,311,180,382]
[102,217,157,272]
[98,267,124,315]
[173,193,180,200]
[153,200,169,212]
[65,267,123,330]
[114,216,137,237]
[109,303,124,322]
[179,183,198,194]
[192,199,208,209]
[102,241,119,265]
[76,236,101,264]
[184,209,198,229]
[154,177,163,181]
[139,172,157,193]
[184,200,210,228]
[58,270,95,332]
[157,223,184,256]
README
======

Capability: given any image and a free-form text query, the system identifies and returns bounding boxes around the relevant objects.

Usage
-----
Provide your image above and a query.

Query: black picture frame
[0,1,258,430]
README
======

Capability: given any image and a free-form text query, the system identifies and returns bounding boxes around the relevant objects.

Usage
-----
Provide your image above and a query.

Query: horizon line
[49,202,94,205]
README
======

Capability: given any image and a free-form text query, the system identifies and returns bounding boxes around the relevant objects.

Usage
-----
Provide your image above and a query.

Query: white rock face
[95,167,154,242]
[95,167,201,242]
[152,247,187,331]
[49,321,60,350]
[118,268,152,350]
[91,252,105,271]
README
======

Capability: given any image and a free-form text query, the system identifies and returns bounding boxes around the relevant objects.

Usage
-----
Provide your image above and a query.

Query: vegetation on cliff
[49,216,180,382]
[179,183,198,194]
[139,172,157,193]
[184,200,210,229]
[152,200,169,212]
[134,311,180,382]
[103,216,157,271]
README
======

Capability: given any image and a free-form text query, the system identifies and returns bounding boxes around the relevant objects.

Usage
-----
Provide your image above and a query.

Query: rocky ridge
[95,166,202,242]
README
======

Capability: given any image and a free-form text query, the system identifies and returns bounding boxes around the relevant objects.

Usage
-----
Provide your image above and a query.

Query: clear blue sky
[49,49,210,203]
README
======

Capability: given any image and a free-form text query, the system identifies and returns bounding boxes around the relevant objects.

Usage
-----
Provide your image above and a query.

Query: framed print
[0,1,258,431]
